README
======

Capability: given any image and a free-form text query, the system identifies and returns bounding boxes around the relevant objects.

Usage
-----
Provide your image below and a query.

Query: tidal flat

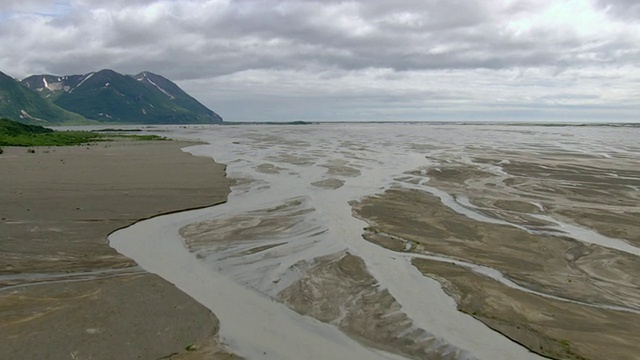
[0,140,236,360]
[111,124,640,360]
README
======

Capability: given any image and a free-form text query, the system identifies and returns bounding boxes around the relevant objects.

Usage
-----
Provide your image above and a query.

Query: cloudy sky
[1,0,638,122]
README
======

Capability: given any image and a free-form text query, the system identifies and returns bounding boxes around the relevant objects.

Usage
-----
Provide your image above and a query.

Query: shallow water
[110,123,640,360]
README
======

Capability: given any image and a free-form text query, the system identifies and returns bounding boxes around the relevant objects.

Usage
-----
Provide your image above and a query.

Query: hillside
[0,117,54,136]
[134,71,222,123]
[0,71,89,125]
[21,74,87,101]
[22,69,223,124]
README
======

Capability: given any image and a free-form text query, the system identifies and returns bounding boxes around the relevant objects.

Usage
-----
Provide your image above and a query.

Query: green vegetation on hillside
[0,117,55,135]
[6,69,222,126]
[39,70,222,124]
[0,118,166,147]
[0,72,90,125]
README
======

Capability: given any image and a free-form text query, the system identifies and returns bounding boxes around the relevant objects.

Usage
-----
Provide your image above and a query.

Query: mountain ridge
[0,71,89,125]
[8,69,222,125]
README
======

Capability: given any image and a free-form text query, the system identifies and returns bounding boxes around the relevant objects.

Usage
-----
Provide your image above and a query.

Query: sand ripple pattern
[121,124,640,360]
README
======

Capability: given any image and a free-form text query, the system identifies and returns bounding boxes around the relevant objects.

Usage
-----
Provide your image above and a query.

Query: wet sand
[0,140,236,359]
[353,149,640,360]
[169,125,546,359]
[103,124,640,360]
[278,252,460,360]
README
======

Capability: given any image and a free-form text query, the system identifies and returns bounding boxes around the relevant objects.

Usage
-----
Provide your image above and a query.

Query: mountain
[22,69,222,124]
[21,74,87,101]
[0,71,88,125]
[133,71,221,123]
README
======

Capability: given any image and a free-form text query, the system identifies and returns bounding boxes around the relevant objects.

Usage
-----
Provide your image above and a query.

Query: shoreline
[0,139,236,359]
[109,194,411,360]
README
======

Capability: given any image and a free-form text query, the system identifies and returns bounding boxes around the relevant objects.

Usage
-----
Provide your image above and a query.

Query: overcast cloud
[1,0,638,122]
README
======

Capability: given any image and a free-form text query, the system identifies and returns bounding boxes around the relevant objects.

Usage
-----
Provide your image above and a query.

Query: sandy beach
[0,139,236,359]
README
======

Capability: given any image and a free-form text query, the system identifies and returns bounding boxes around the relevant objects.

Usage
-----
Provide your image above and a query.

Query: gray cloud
[594,0,640,20]
[0,0,638,122]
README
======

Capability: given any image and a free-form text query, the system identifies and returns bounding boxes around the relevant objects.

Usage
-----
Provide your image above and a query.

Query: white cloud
[0,0,638,122]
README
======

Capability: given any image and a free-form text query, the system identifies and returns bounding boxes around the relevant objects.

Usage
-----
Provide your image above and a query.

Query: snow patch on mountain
[42,77,64,91]
[71,72,94,93]
[19,109,45,122]
[140,72,175,100]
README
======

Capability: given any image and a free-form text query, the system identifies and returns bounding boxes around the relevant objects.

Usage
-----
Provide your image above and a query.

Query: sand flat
[0,139,236,360]
[101,124,640,360]
[353,147,640,359]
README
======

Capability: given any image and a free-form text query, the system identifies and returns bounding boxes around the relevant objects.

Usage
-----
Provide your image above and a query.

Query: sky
[0,0,638,122]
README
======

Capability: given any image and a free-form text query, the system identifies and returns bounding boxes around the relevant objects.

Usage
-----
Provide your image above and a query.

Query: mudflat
[99,124,640,360]
[353,148,640,360]
[0,140,236,360]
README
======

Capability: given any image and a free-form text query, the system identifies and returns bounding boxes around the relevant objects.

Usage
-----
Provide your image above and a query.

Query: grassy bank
[0,118,165,148]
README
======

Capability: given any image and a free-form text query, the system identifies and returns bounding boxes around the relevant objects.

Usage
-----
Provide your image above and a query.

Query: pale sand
[0,140,237,360]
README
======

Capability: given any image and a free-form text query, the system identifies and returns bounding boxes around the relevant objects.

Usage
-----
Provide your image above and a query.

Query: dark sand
[0,140,237,360]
